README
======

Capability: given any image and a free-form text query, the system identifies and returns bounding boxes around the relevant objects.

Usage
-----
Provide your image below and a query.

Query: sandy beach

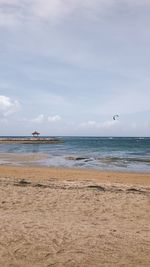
[0,165,150,267]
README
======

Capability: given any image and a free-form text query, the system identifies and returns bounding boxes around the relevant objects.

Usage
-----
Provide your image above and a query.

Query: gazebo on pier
[32,131,40,137]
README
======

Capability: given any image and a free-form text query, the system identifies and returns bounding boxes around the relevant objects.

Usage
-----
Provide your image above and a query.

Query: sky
[0,0,150,136]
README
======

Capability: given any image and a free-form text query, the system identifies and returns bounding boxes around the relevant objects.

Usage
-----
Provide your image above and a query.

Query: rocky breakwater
[0,137,63,144]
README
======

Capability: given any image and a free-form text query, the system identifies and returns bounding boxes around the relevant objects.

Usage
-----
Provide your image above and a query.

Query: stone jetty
[0,137,63,144]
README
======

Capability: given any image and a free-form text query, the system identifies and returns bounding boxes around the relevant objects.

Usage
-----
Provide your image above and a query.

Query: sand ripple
[0,166,149,267]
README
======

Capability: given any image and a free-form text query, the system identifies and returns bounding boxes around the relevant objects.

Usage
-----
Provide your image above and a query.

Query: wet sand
[0,165,150,267]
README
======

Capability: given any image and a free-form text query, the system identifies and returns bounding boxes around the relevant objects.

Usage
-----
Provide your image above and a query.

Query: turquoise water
[0,136,150,173]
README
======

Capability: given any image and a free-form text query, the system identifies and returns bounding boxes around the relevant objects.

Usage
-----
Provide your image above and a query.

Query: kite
[113,114,119,120]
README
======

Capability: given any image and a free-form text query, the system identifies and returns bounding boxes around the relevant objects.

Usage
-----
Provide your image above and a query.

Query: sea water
[0,136,150,173]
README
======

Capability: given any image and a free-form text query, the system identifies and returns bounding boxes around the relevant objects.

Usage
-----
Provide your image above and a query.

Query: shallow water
[0,136,150,173]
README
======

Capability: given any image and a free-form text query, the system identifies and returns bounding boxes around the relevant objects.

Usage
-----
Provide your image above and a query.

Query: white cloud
[48,115,61,122]
[0,0,28,26]
[21,114,45,123]
[31,0,113,22]
[0,95,20,116]
[31,0,71,22]
[80,119,118,129]
[29,0,150,22]
[0,13,17,26]
[101,120,118,129]
[22,114,61,124]
[31,114,44,123]
[1,0,150,27]
[98,88,150,115]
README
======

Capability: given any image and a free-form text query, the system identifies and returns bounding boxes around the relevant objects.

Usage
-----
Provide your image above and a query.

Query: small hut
[32,131,40,137]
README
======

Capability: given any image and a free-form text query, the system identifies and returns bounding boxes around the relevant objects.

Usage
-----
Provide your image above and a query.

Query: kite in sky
[113,114,119,120]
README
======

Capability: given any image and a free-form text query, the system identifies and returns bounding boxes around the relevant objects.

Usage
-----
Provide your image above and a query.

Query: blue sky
[0,0,150,136]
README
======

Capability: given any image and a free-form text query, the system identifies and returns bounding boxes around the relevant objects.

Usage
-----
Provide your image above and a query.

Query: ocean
[0,136,150,173]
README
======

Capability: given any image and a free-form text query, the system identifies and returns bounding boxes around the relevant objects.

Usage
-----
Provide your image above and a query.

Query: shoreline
[0,151,150,174]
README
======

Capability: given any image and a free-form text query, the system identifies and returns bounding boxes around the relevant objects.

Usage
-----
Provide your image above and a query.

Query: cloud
[0,0,28,26]
[98,88,150,115]
[22,114,61,124]
[101,120,118,129]
[31,114,44,123]
[1,0,150,27]
[0,0,102,25]
[31,0,71,22]
[80,119,118,129]
[0,95,20,116]
[48,115,61,122]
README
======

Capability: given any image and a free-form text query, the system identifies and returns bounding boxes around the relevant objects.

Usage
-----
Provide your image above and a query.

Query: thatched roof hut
[32,131,40,136]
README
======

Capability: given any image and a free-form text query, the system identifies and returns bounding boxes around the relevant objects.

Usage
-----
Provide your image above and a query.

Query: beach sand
[0,165,149,267]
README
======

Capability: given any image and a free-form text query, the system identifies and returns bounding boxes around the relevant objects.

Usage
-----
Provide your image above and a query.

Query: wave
[98,156,150,164]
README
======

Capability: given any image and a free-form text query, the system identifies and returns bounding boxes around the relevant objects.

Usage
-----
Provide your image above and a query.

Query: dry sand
[0,165,150,267]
